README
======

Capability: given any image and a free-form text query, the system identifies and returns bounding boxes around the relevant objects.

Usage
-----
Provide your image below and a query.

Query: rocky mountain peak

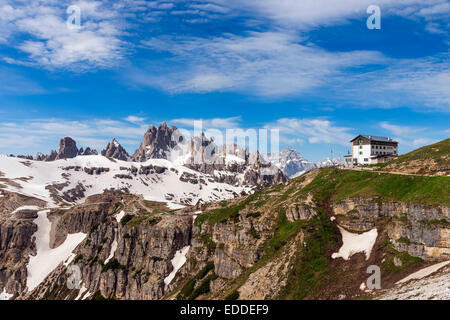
[78,147,98,156]
[56,137,78,159]
[101,139,130,161]
[132,123,182,162]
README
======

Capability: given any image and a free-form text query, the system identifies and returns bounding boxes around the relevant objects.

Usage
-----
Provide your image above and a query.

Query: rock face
[332,198,450,260]
[0,192,46,297]
[267,148,317,178]
[265,148,343,178]
[286,204,316,222]
[132,122,181,162]
[6,193,192,300]
[78,147,97,156]
[0,168,449,300]
[101,139,129,161]
[31,137,96,161]
[130,123,287,187]
[56,137,79,159]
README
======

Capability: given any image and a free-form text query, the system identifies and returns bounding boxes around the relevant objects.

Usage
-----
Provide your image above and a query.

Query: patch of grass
[196,191,264,226]
[420,219,450,227]
[382,245,423,275]
[219,200,228,207]
[178,279,196,299]
[74,254,83,263]
[188,273,218,300]
[250,227,260,239]
[293,168,450,206]
[121,213,161,227]
[177,262,215,300]
[277,207,337,299]
[396,237,412,244]
[90,223,99,234]
[101,258,126,273]
[220,208,307,299]
[224,290,240,300]
[200,234,216,254]
[120,214,133,226]
[151,256,163,262]
[246,212,261,218]
[392,138,450,167]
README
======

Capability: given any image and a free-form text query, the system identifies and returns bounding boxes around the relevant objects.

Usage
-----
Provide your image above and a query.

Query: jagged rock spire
[102,139,130,161]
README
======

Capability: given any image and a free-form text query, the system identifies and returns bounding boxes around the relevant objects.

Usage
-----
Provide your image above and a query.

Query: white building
[344,135,398,166]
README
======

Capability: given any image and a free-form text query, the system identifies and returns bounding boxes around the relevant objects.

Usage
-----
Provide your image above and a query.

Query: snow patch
[332,226,377,261]
[81,290,91,300]
[75,284,88,300]
[164,246,190,287]
[166,202,186,210]
[0,288,13,300]
[0,155,251,208]
[104,239,118,265]
[378,268,450,300]
[396,260,450,285]
[12,205,40,214]
[63,253,76,267]
[115,210,125,223]
[26,210,87,292]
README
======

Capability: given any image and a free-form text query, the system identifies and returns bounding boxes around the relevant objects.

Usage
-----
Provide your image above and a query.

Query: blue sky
[0,0,449,161]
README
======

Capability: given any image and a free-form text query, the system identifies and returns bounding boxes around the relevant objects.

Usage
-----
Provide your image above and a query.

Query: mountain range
[1,124,447,301]
[12,122,342,180]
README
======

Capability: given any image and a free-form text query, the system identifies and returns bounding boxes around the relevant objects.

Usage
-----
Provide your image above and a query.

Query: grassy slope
[300,168,450,206]
[197,165,449,300]
[393,138,450,166]
[379,138,450,175]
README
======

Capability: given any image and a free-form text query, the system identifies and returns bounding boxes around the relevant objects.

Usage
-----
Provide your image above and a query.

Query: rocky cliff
[132,122,180,162]
[0,166,448,300]
[101,139,130,161]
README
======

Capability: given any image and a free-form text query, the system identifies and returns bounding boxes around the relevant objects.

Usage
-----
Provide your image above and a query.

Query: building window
[364,158,368,162]
[359,151,362,155]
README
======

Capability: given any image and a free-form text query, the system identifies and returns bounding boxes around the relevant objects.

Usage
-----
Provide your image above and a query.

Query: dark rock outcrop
[132,122,182,162]
[56,137,78,159]
[101,139,129,161]
[78,147,98,156]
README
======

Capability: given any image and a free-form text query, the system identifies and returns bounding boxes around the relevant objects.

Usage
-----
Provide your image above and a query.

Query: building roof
[350,135,398,143]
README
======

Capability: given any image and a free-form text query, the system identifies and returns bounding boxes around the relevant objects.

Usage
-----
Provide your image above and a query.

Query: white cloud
[1,0,128,70]
[0,118,149,154]
[210,0,449,28]
[171,116,242,129]
[134,31,386,96]
[380,122,425,137]
[124,115,146,124]
[266,118,354,146]
[379,121,441,149]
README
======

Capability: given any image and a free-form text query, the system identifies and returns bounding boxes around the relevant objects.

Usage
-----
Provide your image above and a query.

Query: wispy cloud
[210,0,450,29]
[171,116,242,129]
[1,0,128,70]
[124,115,146,124]
[379,121,440,148]
[262,118,354,147]
[133,31,386,97]
[0,118,149,154]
